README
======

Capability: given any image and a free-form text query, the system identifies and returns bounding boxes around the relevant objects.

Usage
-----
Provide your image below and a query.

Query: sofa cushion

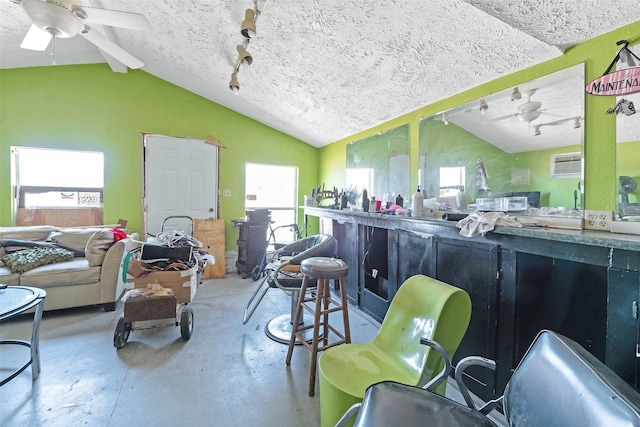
[0,266,21,285]
[0,226,56,242]
[85,230,115,267]
[47,228,106,252]
[0,247,74,274]
[19,258,101,287]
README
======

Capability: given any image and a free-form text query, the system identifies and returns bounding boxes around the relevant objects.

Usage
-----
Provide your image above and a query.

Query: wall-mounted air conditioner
[550,152,581,179]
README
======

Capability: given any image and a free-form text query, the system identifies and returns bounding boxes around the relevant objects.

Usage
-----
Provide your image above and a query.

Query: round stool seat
[301,257,348,279]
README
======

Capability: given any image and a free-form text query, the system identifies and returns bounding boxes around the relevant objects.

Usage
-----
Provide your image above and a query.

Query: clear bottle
[412,186,424,217]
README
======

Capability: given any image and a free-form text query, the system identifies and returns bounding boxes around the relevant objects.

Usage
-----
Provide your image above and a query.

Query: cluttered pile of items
[114,216,214,348]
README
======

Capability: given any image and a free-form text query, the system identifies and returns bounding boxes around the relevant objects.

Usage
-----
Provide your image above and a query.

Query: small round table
[0,285,46,386]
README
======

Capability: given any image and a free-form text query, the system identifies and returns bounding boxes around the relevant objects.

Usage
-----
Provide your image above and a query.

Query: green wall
[419,118,582,208]
[319,21,640,213]
[0,64,319,249]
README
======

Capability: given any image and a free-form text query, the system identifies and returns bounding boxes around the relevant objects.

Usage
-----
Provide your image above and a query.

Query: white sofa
[0,226,137,312]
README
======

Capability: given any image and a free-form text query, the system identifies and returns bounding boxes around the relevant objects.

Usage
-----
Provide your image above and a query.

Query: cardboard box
[127,266,198,304]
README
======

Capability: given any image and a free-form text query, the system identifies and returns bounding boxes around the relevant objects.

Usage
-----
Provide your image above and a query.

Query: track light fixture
[228,2,262,94]
[229,72,240,93]
[479,99,488,115]
[511,87,522,101]
[573,117,581,129]
[533,125,541,136]
[241,8,256,38]
[236,44,253,67]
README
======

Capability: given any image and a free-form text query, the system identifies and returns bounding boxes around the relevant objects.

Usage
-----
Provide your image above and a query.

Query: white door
[144,135,218,237]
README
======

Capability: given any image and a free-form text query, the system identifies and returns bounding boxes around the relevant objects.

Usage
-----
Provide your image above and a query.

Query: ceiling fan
[488,90,544,123]
[13,0,151,69]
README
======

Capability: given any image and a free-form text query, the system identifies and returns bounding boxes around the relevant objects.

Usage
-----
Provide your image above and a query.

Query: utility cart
[113,262,198,348]
[114,216,205,349]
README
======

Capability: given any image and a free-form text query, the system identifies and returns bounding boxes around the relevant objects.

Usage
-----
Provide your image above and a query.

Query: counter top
[303,206,640,252]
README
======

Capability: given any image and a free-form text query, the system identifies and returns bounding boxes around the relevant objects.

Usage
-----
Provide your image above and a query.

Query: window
[245,163,298,241]
[13,147,104,208]
[439,166,466,197]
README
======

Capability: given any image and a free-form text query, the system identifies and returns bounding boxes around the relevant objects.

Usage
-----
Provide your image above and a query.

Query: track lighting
[573,117,581,129]
[228,2,262,93]
[533,125,541,136]
[442,111,450,125]
[241,9,256,38]
[479,99,488,115]
[510,87,522,101]
[229,72,240,93]
[236,44,253,67]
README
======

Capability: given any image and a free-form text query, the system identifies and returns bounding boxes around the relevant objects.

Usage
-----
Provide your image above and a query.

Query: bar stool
[286,256,351,396]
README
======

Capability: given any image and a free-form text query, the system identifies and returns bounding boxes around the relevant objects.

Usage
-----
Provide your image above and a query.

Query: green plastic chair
[318,274,472,427]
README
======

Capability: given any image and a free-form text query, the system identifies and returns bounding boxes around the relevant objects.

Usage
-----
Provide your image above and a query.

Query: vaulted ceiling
[1,0,637,147]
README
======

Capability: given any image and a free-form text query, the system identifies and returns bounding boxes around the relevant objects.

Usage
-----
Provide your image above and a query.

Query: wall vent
[550,152,581,179]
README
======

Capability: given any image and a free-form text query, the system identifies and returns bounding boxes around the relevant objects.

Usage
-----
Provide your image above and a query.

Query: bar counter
[304,206,640,399]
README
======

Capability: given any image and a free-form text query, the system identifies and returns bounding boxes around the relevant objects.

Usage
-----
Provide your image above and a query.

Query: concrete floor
[1,274,505,426]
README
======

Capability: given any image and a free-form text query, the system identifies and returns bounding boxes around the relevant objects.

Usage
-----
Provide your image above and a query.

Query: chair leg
[339,278,351,344]
[286,276,308,365]
[309,278,326,396]
[242,276,271,325]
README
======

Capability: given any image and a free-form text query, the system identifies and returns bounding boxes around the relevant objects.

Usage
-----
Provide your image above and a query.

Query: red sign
[585,66,640,96]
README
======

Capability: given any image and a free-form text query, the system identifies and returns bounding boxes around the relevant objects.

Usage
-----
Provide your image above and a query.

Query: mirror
[616,45,640,222]
[419,63,585,218]
[346,124,410,208]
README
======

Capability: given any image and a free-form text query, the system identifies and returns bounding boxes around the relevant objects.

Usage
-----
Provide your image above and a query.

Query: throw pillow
[85,230,115,267]
[47,228,104,252]
[0,247,74,274]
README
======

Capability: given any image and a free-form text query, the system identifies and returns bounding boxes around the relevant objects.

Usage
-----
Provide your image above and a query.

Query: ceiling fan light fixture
[236,44,253,67]
[511,87,522,101]
[229,72,240,93]
[241,9,256,38]
[518,110,542,123]
[22,0,83,38]
[479,99,488,115]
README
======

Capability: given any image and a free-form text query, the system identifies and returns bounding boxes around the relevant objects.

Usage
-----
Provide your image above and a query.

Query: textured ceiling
[0,0,638,147]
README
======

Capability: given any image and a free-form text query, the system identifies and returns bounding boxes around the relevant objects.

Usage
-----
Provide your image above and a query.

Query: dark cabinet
[333,221,360,304]
[233,219,268,278]
[307,207,640,398]
[607,268,640,387]
[434,238,499,399]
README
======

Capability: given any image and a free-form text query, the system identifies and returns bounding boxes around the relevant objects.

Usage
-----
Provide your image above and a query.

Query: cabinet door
[333,221,360,304]
[434,238,499,399]
[396,229,434,284]
[607,268,640,389]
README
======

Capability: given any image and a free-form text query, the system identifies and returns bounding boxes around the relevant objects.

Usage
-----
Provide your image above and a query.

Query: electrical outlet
[222,189,231,197]
[584,210,612,231]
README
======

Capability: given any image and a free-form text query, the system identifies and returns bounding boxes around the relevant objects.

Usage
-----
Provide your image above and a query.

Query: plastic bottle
[369,196,377,212]
[456,188,468,210]
[395,194,403,207]
[412,186,424,217]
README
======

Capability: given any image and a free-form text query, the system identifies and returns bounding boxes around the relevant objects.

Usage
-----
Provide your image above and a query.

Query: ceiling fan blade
[485,113,518,122]
[72,6,151,31]
[20,24,52,51]
[80,27,144,69]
